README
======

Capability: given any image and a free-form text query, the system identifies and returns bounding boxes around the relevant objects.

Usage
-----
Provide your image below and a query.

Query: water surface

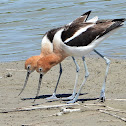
[0,0,126,62]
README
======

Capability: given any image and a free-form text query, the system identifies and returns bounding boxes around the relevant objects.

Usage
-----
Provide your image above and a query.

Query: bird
[18,55,42,96]
[18,11,92,98]
[35,14,125,103]
[33,11,101,101]
[46,12,112,101]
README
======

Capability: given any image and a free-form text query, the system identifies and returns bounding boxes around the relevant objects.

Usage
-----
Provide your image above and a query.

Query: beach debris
[21,103,126,126]
[55,107,81,116]
[81,104,126,122]
[99,109,126,122]
[6,72,12,77]
[0,103,79,113]
[6,69,26,72]
[0,76,2,79]
[107,99,126,101]
[1,102,124,126]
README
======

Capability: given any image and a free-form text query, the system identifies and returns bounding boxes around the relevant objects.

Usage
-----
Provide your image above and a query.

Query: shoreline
[0,56,126,126]
[1,53,126,63]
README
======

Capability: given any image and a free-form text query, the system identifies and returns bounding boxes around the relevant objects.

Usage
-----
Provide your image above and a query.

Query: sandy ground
[0,56,126,126]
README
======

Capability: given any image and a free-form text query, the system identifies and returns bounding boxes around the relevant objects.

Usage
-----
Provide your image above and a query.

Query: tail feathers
[112,18,126,26]
[98,18,125,38]
[112,18,126,22]
[111,18,125,28]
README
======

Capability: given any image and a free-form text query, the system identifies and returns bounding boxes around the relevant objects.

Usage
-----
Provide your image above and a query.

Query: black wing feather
[47,27,62,42]
[46,11,92,43]
[65,26,104,47]
[64,19,125,47]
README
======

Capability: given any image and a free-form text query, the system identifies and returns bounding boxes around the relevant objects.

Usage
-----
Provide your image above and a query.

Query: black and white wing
[61,18,125,47]
[45,11,92,43]
[68,10,91,25]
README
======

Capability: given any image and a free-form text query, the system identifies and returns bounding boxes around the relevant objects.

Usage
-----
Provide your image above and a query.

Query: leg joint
[104,57,111,65]
[76,65,80,73]
[85,72,89,78]
[59,64,62,74]
[60,68,62,74]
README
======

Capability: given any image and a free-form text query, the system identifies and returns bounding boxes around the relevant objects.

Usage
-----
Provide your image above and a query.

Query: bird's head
[18,55,41,96]
[36,56,54,75]
[25,55,41,74]
[34,53,66,101]
[34,55,56,100]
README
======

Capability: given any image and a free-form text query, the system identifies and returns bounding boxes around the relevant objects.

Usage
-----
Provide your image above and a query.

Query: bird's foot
[62,93,75,100]
[46,93,59,100]
[99,96,105,102]
[99,91,105,102]
[67,96,77,104]
[67,99,76,104]
[66,95,75,100]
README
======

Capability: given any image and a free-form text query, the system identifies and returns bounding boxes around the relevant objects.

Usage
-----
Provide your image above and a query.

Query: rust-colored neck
[46,52,67,67]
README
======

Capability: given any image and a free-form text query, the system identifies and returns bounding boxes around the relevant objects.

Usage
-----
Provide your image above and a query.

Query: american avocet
[18,27,59,96]
[18,11,92,97]
[46,11,93,100]
[36,15,125,103]
[45,11,102,100]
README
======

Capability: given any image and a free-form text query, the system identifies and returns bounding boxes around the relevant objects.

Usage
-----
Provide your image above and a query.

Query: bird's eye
[27,65,31,70]
[39,68,42,72]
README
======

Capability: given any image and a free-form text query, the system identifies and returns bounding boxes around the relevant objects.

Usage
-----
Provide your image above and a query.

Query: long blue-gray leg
[46,63,62,100]
[93,49,110,102]
[66,56,80,100]
[47,56,79,100]
[67,56,89,103]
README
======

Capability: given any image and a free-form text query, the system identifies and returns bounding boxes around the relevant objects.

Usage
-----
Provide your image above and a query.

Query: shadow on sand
[21,93,98,102]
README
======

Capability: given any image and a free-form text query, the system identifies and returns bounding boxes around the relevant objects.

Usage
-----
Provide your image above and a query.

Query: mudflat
[0,57,126,126]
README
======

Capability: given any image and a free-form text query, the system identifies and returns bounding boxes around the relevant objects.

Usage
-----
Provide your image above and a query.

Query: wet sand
[0,57,126,126]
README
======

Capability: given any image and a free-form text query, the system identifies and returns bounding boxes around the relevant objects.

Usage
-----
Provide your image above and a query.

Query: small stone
[6,72,12,77]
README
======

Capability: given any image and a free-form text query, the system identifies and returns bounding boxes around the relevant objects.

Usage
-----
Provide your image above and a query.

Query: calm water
[0,0,126,62]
